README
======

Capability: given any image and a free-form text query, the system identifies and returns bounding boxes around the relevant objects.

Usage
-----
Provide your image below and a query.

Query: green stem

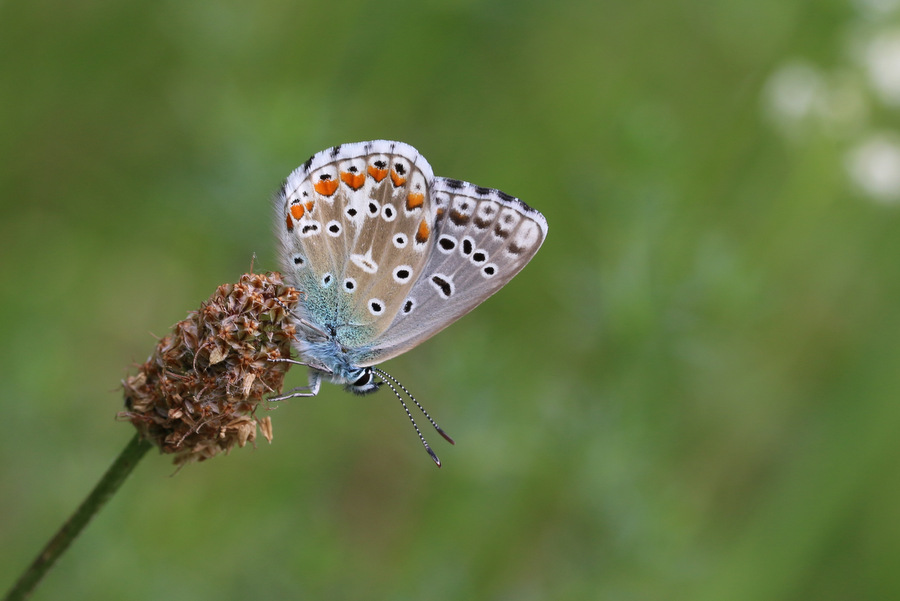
[3,433,152,601]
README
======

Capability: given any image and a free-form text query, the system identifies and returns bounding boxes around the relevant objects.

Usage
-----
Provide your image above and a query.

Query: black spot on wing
[431,275,452,298]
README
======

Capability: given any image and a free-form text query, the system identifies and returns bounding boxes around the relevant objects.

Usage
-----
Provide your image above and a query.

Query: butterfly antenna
[376,372,443,467]
[375,368,455,445]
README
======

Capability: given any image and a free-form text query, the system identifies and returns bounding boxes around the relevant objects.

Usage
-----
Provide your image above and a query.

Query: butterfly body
[274,140,547,462]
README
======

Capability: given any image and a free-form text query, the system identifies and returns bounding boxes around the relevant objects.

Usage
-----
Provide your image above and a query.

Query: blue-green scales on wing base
[274,140,548,466]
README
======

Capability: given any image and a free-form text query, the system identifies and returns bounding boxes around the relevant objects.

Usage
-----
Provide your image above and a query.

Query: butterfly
[273,141,547,466]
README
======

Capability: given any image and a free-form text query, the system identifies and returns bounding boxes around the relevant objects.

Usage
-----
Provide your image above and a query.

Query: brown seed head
[120,272,300,465]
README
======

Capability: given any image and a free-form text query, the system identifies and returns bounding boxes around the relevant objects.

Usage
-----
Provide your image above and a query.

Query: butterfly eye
[345,367,381,395]
[352,370,371,387]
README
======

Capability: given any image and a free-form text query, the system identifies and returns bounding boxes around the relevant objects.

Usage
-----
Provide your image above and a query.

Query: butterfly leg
[268,370,322,401]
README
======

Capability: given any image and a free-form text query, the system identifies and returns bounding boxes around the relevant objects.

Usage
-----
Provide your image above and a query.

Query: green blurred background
[3,0,900,599]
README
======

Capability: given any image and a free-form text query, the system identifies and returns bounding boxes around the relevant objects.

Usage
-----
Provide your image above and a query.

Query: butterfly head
[343,366,381,395]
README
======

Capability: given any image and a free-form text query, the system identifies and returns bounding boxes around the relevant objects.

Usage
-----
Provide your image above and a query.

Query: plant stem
[3,433,152,601]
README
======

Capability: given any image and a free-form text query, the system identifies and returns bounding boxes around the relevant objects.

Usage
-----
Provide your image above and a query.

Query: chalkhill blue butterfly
[274,141,547,465]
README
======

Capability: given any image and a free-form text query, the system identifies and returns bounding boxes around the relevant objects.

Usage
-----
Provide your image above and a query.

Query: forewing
[357,177,548,366]
[276,141,437,339]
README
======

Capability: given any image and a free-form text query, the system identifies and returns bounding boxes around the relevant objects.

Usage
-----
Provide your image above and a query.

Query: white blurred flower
[845,134,900,202]
[763,61,825,133]
[863,30,900,105]
[762,61,866,138]
[851,0,900,19]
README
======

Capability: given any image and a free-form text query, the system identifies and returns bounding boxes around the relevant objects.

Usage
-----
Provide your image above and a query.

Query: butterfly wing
[276,141,439,351]
[355,176,548,366]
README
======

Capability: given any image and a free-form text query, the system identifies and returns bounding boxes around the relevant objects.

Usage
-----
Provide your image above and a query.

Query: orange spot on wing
[285,212,294,231]
[368,165,388,182]
[390,170,407,187]
[415,219,430,244]
[341,171,366,189]
[304,200,315,212]
[406,192,424,210]
[290,204,305,220]
[314,179,338,196]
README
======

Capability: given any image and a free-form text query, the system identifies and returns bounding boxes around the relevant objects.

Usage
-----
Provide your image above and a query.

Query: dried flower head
[120,272,300,465]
